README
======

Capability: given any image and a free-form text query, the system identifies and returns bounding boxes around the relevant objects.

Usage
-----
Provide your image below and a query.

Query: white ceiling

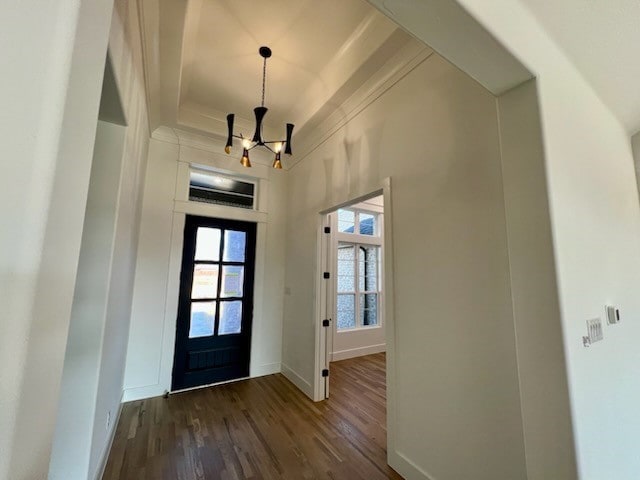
[516,0,640,133]
[183,0,373,126]
[141,0,426,163]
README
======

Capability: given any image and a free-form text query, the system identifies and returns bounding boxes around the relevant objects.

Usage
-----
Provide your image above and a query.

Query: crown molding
[152,39,432,172]
[151,126,279,169]
[288,40,433,169]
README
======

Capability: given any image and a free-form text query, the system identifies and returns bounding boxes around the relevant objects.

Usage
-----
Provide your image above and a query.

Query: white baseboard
[122,383,167,402]
[389,450,437,480]
[93,391,124,480]
[123,363,282,402]
[331,343,386,362]
[250,362,281,378]
[281,363,314,399]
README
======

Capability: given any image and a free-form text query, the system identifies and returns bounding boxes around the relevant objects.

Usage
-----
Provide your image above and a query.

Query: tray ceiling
[139,0,426,161]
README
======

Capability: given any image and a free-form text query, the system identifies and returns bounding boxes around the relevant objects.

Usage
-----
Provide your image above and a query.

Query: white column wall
[369,1,640,478]
[282,53,528,480]
[49,2,151,478]
[497,79,576,478]
[0,1,117,478]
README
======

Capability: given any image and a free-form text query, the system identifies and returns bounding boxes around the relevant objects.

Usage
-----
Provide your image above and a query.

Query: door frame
[171,215,257,391]
[313,178,396,402]
[153,201,271,397]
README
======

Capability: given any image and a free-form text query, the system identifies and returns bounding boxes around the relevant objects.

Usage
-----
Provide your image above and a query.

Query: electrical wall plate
[583,318,604,347]
[606,305,621,325]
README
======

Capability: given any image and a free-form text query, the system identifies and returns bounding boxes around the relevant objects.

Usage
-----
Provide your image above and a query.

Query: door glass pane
[358,246,378,291]
[337,294,355,329]
[338,209,355,233]
[360,293,378,326]
[219,301,242,335]
[223,230,246,262]
[194,227,221,261]
[358,212,376,235]
[337,244,355,292]
[221,265,244,298]
[191,264,219,299]
[189,302,216,338]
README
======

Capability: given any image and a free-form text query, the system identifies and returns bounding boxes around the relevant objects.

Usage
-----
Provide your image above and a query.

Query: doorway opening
[319,193,386,399]
[171,215,257,391]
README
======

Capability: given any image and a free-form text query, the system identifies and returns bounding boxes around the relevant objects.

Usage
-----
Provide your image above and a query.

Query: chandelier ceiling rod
[224,46,294,169]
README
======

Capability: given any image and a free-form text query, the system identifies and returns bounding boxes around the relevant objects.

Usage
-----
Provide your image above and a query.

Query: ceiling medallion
[224,46,294,169]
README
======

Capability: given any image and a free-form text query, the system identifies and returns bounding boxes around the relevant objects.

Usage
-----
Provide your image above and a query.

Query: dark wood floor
[103,353,401,479]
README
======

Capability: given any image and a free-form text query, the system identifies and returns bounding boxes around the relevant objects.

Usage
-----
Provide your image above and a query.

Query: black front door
[172,215,257,391]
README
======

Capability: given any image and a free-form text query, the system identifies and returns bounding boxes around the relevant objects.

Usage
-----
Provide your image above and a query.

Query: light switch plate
[583,318,604,347]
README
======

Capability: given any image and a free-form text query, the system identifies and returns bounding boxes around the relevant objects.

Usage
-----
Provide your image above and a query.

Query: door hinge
[322,319,330,327]
[323,272,330,279]
[324,226,331,234]
[322,369,329,377]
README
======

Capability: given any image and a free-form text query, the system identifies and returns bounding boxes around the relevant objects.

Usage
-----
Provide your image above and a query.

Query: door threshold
[170,376,251,396]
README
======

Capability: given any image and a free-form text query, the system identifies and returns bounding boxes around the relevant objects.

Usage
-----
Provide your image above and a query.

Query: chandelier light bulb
[241,148,251,168]
[242,138,251,149]
[274,142,283,153]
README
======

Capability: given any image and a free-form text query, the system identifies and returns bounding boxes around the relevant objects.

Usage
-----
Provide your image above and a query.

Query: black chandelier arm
[225,47,293,166]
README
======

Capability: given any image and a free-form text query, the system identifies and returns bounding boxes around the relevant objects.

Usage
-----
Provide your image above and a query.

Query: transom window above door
[337,208,378,236]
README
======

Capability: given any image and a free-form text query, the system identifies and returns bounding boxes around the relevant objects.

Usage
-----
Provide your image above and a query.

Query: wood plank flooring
[103,353,401,479]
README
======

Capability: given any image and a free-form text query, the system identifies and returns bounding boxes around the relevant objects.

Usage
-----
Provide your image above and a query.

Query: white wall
[282,53,528,479]
[49,121,126,480]
[497,79,576,478]
[370,1,640,478]
[0,1,116,478]
[122,136,286,401]
[49,2,151,478]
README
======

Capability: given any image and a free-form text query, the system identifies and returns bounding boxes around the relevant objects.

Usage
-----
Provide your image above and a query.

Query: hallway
[103,353,401,479]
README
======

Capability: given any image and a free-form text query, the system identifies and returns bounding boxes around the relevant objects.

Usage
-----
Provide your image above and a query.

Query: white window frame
[333,206,383,332]
[183,166,260,212]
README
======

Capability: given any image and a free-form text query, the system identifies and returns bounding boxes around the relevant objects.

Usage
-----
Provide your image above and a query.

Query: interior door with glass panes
[172,215,256,391]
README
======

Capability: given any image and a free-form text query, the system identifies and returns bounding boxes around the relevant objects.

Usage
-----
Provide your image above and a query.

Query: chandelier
[224,46,294,169]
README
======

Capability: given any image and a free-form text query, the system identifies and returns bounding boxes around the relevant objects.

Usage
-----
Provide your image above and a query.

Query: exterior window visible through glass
[336,241,380,330]
[189,302,216,338]
[219,301,242,335]
[191,264,219,299]
[221,266,244,298]
[336,209,378,236]
[337,294,356,329]
[223,230,246,262]
[338,209,355,233]
[359,212,376,235]
[194,227,221,261]
[188,224,249,338]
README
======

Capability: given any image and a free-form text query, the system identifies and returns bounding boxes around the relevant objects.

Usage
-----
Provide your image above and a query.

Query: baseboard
[281,363,314,399]
[123,363,282,402]
[250,362,281,378]
[389,450,437,480]
[332,343,386,362]
[122,383,167,402]
[92,391,124,480]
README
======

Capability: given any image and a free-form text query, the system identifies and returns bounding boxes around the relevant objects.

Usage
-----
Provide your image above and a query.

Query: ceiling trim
[367,0,533,95]
[289,40,434,168]
[152,40,433,171]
